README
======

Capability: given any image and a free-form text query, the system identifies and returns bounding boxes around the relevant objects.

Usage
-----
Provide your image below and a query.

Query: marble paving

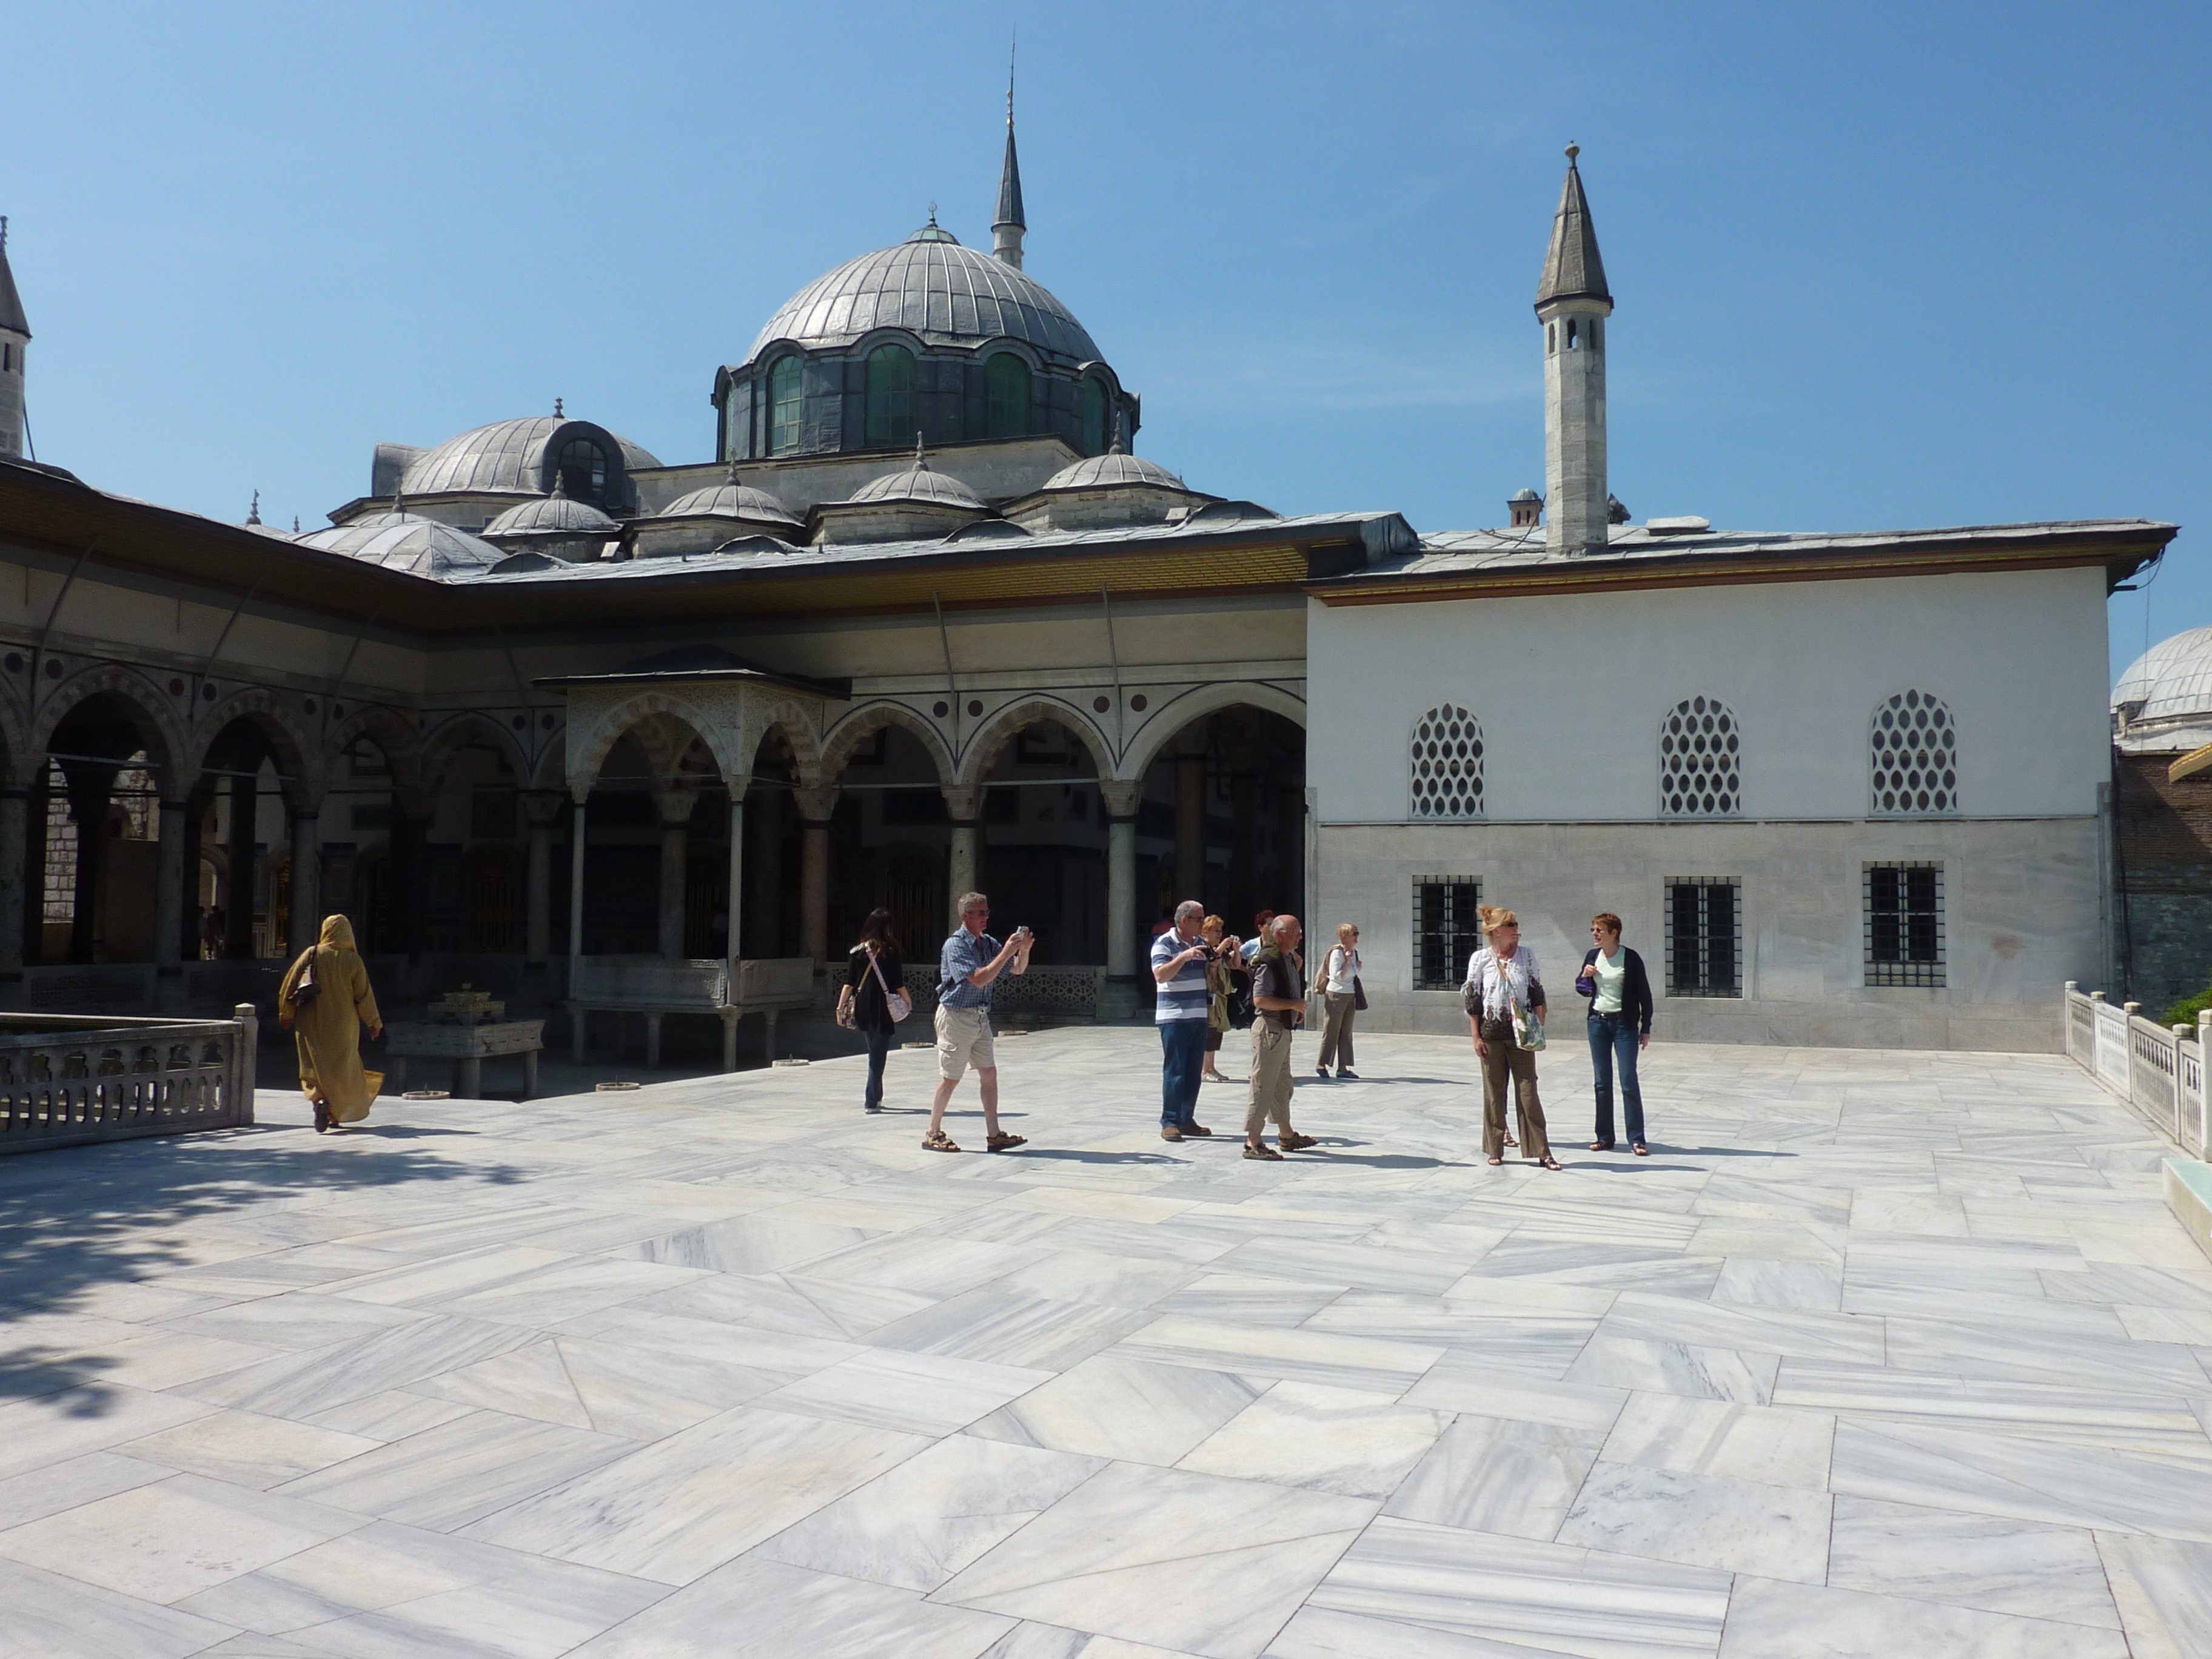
[1,1026,2210,1656]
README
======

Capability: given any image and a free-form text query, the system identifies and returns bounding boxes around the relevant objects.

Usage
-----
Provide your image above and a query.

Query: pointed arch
[568,689,745,797]
[1118,681,1309,785]
[956,696,1114,793]
[420,711,531,801]
[822,700,955,788]
[31,665,189,791]
[750,695,826,789]
[192,687,324,809]
[327,704,426,806]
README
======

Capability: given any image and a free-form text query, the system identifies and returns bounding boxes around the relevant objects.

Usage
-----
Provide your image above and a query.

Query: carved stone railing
[2063,981,2207,1159]
[566,956,816,1070]
[0,1005,258,1155]
[988,965,1107,1024]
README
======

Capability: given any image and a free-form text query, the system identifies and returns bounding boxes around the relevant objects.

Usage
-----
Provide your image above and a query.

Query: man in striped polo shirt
[1152,899,1221,1142]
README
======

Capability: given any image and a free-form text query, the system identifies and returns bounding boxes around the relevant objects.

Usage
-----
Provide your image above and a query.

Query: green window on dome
[865,344,916,449]
[558,440,607,506]
[985,353,1031,439]
[1080,377,1109,455]
[768,356,803,455]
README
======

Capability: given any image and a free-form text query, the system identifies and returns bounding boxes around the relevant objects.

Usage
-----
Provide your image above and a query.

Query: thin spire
[1535,143,1609,310]
[0,214,28,338]
[912,432,929,469]
[992,34,1027,270]
[246,490,261,526]
[553,396,564,418]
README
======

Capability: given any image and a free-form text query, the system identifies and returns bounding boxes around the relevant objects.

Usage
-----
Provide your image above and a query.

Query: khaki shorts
[935,1004,996,1081]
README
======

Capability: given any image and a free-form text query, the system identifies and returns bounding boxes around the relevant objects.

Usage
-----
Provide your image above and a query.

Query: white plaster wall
[1318,816,2099,1053]
[1307,566,2111,822]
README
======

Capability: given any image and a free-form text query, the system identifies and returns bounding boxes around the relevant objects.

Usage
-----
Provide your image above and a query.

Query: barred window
[767,355,803,456]
[1413,876,1483,990]
[1410,705,1484,819]
[1871,690,1957,815]
[1865,862,1943,987]
[1664,877,1742,997]
[1660,695,1741,817]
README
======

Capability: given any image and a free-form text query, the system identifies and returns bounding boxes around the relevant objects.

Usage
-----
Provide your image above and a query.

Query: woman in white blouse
[1316,922,1362,1080]
[1466,906,1558,1168]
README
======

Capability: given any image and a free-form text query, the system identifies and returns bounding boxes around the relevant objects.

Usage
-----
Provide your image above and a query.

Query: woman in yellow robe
[278,914,384,1132]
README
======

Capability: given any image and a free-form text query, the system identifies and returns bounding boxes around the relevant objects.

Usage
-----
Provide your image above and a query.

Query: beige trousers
[1245,1020,1296,1139]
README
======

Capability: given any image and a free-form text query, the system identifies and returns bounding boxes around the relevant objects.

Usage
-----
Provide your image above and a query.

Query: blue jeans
[1588,1013,1645,1145]
[1161,1019,1207,1127]
[863,1027,892,1108]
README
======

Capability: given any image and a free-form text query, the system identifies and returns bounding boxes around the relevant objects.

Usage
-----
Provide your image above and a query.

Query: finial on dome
[727,457,741,486]
[292,515,301,533]
[913,432,929,469]
[549,470,568,498]
[392,489,406,518]
[1565,142,1580,161]
[1108,409,1125,455]
[246,490,261,526]
[554,396,564,418]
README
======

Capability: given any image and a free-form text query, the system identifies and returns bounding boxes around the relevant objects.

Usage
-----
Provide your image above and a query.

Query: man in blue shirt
[1153,899,1233,1142]
[925,891,1033,1153]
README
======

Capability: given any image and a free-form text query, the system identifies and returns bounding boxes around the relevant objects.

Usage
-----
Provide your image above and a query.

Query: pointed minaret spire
[1535,144,1614,555]
[246,490,261,526]
[992,35,1027,270]
[0,215,30,462]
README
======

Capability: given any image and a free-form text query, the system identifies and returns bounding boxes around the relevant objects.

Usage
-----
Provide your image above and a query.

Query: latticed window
[1665,877,1741,997]
[1412,876,1482,989]
[557,440,607,506]
[1660,695,1740,817]
[865,344,916,448]
[1409,705,1484,819]
[1870,690,1956,814]
[1865,862,1944,987]
[986,354,1031,439]
[768,355,803,455]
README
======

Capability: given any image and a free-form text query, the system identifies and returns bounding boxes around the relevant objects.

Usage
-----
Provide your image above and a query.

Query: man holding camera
[1245,913,1319,1159]
[1151,899,1234,1142]
[925,891,1032,1153]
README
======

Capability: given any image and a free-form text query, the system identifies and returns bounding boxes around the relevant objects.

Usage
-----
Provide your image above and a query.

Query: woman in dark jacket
[1576,912,1655,1153]
[840,908,907,1113]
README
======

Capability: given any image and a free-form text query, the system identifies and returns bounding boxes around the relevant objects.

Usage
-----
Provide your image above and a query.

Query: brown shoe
[1242,1143,1282,1160]
[922,1128,961,1153]
[1279,1131,1319,1152]
[987,1132,1027,1153]
[1161,1125,1184,1142]
[1182,1123,1213,1137]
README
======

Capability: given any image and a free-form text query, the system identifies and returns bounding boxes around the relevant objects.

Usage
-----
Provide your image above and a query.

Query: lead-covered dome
[746,223,1101,367]
[484,487,620,538]
[846,458,987,511]
[297,512,503,578]
[1041,451,1187,492]
[2117,627,2212,726]
[659,481,801,528]
[398,417,662,504]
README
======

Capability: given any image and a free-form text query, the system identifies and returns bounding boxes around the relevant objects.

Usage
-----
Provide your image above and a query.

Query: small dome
[660,481,800,527]
[2116,627,2212,722]
[1509,488,1542,504]
[1041,451,1187,492]
[746,224,1101,367]
[399,417,661,498]
[484,486,619,538]
[297,512,503,578]
[846,458,986,511]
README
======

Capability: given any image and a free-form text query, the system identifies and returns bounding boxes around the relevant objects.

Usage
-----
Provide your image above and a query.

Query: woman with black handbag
[1315,922,1365,1080]
[838,908,909,1113]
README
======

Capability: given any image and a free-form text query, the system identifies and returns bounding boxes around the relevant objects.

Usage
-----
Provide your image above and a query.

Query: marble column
[522,791,563,967]
[1175,738,1207,905]
[287,806,320,962]
[793,785,838,967]
[1100,778,1142,1019]
[0,788,25,986]
[724,792,745,960]
[568,796,587,964]
[224,772,255,959]
[654,786,695,961]
[943,786,980,933]
[67,765,113,965]
[153,797,187,974]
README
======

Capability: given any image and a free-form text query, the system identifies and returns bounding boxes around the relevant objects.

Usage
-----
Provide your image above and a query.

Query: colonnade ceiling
[561,672,1309,803]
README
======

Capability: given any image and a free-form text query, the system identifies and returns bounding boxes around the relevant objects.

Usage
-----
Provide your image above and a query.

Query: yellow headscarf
[318,914,358,951]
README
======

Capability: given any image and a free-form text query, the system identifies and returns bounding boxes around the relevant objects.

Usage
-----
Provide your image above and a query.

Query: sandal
[986,1132,1027,1153]
[1279,1131,1319,1152]
[1487,1155,1504,1165]
[1589,1141,1615,1151]
[1242,1143,1282,1161]
[1202,1070,1228,1084]
[1540,1157,1563,1171]
[1503,1134,1518,1148]
[922,1128,961,1153]
[1632,1144,1649,1156]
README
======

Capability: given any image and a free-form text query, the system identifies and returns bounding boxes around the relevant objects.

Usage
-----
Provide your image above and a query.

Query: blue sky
[5,1,2205,677]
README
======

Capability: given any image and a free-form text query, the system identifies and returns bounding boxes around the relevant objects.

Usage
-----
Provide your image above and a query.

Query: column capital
[1098,779,1144,820]
[941,786,981,823]
[793,785,840,824]
[521,788,568,828]
[651,783,700,828]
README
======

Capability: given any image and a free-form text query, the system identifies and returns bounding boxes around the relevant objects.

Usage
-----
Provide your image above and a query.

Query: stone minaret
[0,218,28,461]
[1537,147,1611,554]
[992,64,1027,269]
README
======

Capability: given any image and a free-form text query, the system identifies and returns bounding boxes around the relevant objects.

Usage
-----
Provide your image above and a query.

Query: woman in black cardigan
[1575,912,1654,1153]
[839,908,907,1113]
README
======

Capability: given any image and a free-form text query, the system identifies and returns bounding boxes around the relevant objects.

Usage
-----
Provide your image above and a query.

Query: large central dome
[745,224,1101,368]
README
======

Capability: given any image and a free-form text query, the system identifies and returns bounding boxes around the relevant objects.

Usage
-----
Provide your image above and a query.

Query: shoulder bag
[869,949,913,1023]
[290,947,321,1008]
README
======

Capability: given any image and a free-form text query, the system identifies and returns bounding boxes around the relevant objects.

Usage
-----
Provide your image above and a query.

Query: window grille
[1870,690,1957,814]
[1865,862,1944,987]
[557,440,608,506]
[1660,695,1740,817]
[768,355,803,456]
[1412,876,1482,990]
[1409,705,1484,819]
[1664,877,1741,997]
[1080,377,1109,455]
[864,344,916,449]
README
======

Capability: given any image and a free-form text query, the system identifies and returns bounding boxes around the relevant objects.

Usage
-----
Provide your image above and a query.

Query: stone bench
[566,956,816,1071]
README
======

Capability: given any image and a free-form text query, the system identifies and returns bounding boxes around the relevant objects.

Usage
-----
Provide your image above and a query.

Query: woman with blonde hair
[1466,906,1558,1169]
[1315,921,1362,1080]
[278,914,384,1133]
